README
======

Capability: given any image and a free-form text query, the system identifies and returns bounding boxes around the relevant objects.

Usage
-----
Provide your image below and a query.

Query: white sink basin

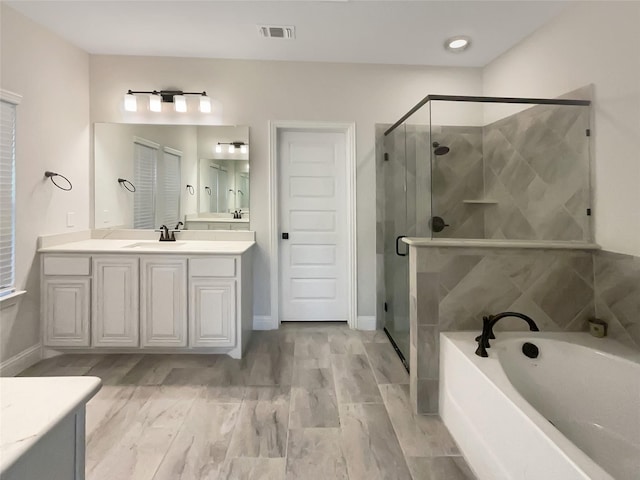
[123,242,186,249]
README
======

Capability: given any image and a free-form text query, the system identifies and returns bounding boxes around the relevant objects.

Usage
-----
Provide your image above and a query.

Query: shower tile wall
[409,245,596,415]
[431,126,484,239]
[482,103,591,241]
[594,251,640,349]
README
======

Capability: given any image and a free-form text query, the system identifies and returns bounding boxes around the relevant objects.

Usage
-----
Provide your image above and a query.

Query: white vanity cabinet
[189,257,237,347]
[40,241,254,358]
[140,257,187,347]
[92,256,140,347]
[42,256,91,347]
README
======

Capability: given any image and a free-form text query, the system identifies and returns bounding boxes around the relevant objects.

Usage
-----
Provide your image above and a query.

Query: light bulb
[199,94,211,113]
[149,94,162,112]
[240,144,248,154]
[228,145,235,154]
[124,93,137,112]
[215,144,222,154]
[174,95,187,113]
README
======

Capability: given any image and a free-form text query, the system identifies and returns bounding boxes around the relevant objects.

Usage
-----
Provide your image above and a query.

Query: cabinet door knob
[282,233,289,240]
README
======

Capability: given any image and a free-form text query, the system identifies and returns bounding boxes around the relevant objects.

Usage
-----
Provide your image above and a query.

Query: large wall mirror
[94,124,249,230]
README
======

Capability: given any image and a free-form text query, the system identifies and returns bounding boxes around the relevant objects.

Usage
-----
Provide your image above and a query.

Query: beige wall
[0,4,90,362]
[89,55,483,321]
[483,1,640,257]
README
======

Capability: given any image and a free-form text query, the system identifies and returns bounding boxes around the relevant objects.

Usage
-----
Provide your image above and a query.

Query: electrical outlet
[103,210,109,223]
[66,212,75,228]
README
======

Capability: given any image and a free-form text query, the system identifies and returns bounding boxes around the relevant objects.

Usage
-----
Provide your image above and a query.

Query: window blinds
[133,141,158,229]
[0,100,16,295]
[157,149,181,227]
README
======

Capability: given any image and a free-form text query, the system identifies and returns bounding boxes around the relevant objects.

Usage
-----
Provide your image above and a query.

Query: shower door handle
[395,235,407,257]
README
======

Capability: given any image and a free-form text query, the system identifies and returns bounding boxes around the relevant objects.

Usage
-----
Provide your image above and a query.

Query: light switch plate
[66,212,75,227]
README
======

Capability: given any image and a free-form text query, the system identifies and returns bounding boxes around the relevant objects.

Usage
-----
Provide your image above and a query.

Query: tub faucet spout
[475,311,539,358]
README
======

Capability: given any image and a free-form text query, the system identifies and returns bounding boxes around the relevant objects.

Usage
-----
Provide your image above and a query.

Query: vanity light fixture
[123,89,212,113]
[124,91,137,112]
[199,94,212,113]
[173,95,187,113]
[149,92,162,112]
[216,142,249,154]
[444,35,471,53]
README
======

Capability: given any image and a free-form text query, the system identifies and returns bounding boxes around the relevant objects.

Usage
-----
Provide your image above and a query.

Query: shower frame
[380,93,592,371]
[384,94,591,136]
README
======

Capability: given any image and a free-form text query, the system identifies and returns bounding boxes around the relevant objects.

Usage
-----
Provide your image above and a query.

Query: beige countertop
[0,376,102,474]
[38,239,255,255]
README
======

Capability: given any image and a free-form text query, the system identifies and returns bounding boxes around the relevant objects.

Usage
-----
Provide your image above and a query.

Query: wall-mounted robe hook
[186,184,195,195]
[118,178,136,192]
[44,171,72,191]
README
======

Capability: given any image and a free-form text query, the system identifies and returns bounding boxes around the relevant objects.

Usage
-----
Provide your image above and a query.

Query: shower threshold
[383,327,410,373]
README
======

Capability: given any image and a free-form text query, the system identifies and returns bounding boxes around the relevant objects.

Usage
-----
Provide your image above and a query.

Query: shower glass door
[383,124,411,364]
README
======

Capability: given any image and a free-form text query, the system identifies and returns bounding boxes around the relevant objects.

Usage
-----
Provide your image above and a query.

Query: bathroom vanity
[39,237,254,359]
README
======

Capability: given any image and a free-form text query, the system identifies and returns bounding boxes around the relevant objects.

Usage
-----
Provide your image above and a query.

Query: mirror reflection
[94,124,249,230]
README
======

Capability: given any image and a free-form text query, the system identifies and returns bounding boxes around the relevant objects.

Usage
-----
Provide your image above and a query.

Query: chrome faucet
[475,312,539,357]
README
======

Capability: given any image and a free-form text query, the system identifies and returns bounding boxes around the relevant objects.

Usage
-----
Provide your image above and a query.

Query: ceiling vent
[258,25,296,39]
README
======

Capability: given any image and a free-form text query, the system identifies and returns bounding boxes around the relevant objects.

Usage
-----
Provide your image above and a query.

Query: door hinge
[384,153,389,162]
[384,302,388,312]
[586,129,591,137]
[586,208,592,216]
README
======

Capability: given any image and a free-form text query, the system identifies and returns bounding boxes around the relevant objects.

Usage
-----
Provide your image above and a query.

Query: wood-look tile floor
[19,323,476,480]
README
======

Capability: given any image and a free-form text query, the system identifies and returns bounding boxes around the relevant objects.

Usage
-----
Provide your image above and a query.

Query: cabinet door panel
[141,257,187,347]
[92,257,139,347]
[189,278,236,347]
[43,278,90,347]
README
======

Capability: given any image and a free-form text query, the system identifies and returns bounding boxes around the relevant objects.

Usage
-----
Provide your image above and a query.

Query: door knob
[282,233,289,240]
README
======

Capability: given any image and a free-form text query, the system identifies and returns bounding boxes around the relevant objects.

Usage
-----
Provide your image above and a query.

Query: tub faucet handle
[475,312,540,358]
[475,315,496,344]
[475,319,490,358]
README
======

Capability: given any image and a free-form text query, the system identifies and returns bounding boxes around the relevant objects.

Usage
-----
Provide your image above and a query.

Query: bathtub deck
[19,323,476,480]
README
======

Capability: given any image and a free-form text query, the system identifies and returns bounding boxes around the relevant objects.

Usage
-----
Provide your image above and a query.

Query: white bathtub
[440,332,640,480]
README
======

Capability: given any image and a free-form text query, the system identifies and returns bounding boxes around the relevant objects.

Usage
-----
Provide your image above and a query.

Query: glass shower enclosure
[380,93,592,367]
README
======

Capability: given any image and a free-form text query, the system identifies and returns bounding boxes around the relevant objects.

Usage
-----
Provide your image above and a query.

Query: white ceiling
[6,1,569,67]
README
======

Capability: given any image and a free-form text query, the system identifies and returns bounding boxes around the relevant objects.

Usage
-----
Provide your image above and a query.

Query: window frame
[0,89,22,298]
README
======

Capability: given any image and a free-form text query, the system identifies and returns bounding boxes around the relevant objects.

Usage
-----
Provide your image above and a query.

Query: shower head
[432,141,450,156]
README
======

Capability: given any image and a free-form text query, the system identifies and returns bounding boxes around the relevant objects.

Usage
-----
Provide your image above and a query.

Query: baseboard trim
[253,315,276,330]
[0,343,42,377]
[356,315,377,331]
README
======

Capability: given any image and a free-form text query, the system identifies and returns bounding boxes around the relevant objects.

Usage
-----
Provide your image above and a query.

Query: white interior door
[278,129,348,321]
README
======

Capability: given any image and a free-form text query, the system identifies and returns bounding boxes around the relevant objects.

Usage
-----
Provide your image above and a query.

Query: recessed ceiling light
[444,36,471,53]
